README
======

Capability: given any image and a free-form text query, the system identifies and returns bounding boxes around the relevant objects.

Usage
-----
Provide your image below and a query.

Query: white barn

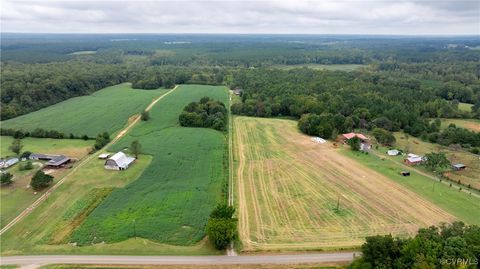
[104,152,135,170]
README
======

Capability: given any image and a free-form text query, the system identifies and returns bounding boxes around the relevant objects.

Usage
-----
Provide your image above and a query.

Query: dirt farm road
[0,86,178,236]
[1,252,359,267]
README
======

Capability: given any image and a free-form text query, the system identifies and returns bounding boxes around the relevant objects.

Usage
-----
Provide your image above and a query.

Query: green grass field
[272,64,366,71]
[1,136,93,158]
[71,85,229,246]
[459,102,474,112]
[440,118,480,132]
[1,83,167,137]
[342,149,480,225]
[0,137,93,228]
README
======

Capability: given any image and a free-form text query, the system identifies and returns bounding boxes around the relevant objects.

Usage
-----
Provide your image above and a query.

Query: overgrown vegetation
[93,132,111,150]
[349,222,480,269]
[30,170,54,191]
[179,97,228,131]
[205,204,237,250]
[1,172,13,185]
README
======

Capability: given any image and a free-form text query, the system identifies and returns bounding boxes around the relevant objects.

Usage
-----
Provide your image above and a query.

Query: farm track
[0,86,178,236]
[235,117,455,251]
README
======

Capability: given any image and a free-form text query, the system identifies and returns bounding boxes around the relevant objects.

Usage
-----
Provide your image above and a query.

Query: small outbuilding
[46,155,71,168]
[387,149,400,156]
[405,153,425,165]
[452,163,466,171]
[2,157,19,169]
[104,152,135,171]
[98,153,111,160]
[30,153,58,161]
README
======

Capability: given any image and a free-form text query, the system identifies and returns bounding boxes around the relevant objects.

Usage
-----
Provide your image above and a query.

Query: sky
[1,0,479,35]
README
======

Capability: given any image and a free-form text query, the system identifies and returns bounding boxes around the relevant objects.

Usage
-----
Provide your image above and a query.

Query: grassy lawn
[0,137,93,228]
[393,132,480,190]
[459,102,474,112]
[440,118,480,132]
[1,136,93,159]
[70,85,229,246]
[272,64,366,71]
[342,149,480,225]
[1,83,168,137]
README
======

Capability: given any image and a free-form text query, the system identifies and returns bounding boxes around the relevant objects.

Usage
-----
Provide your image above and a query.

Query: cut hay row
[235,116,455,251]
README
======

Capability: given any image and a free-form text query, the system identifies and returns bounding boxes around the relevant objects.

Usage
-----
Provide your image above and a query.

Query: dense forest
[1,34,479,152]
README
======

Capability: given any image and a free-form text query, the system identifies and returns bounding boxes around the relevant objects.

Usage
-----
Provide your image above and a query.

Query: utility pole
[336,196,340,212]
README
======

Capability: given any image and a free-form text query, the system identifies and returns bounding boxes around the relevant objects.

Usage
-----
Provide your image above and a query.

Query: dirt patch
[235,117,455,251]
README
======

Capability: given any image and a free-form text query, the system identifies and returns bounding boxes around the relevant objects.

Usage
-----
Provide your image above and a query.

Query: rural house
[405,153,425,165]
[233,88,243,95]
[452,163,466,171]
[104,151,135,171]
[340,132,371,151]
[46,155,71,168]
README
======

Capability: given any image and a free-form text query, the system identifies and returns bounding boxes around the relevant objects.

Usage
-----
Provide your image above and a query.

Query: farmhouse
[46,155,71,168]
[405,153,425,165]
[387,149,400,156]
[233,88,243,95]
[30,153,59,161]
[340,132,370,151]
[104,151,135,171]
[452,163,466,171]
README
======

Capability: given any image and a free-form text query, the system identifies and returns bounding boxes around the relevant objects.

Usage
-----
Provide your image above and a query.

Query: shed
[30,153,58,161]
[104,152,135,171]
[3,158,19,168]
[387,149,400,156]
[46,155,70,168]
[452,163,466,171]
[98,153,111,159]
[405,154,425,165]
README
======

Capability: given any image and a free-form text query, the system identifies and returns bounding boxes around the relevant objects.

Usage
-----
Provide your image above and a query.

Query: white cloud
[1,0,479,34]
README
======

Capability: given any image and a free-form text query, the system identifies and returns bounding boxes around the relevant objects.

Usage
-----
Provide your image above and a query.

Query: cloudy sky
[1,0,479,35]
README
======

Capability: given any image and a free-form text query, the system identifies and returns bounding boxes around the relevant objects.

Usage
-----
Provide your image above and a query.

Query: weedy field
[393,132,480,190]
[440,118,480,132]
[234,117,457,251]
[71,85,229,246]
[1,83,167,137]
[0,137,93,228]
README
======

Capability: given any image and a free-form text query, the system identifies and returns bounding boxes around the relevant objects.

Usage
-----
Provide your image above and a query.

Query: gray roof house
[46,155,70,168]
[104,152,135,171]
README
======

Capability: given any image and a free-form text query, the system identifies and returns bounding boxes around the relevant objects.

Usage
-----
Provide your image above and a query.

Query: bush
[19,161,34,171]
[30,170,54,190]
[141,110,150,121]
[1,172,13,185]
[94,132,111,150]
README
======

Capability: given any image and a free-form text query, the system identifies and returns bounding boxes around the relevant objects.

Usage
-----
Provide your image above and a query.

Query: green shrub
[30,170,54,190]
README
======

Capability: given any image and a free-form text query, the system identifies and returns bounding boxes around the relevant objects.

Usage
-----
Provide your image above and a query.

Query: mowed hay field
[71,85,229,246]
[235,117,455,251]
[1,83,168,137]
[0,137,93,228]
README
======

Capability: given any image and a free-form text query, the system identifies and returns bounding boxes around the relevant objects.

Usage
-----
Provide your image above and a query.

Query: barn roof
[453,163,466,168]
[108,152,135,168]
[342,132,368,140]
[47,155,70,166]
